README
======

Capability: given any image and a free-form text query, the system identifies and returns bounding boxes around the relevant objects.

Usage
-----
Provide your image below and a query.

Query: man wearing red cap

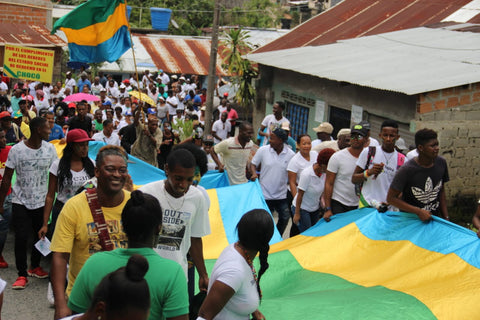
[0,111,23,144]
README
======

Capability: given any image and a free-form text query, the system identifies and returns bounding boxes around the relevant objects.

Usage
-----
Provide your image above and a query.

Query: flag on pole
[51,0,131,63]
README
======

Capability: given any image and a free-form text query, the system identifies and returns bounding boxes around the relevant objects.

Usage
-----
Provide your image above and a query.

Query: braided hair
[236,209,274,300]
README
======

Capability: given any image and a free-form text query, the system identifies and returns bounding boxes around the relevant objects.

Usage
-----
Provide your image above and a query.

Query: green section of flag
[204,250,436,319]
[52,0,124,33]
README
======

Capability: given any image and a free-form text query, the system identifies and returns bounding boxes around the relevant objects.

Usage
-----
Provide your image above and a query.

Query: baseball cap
[313,122,333,134]
[358,120,371,130]
[13,111,22,119]
[203,135,214,144]
[395,137,407,150]
[119,84,126,89]
[179,76,185,81]
[36,90,44,96]
[100,88,107,92]
[68,102,76,109]
[337,128,351,137]
[281,122,290,131]
[223,92,229,97]
[122,79,130,84]
[147,108,156,115]
[0,111,11,120]
[171,75,178,79]
[351,124,368,137]
[67,129,94,143]
[125,111,132,116]
[200,106,206,111]
[102,101,112,106]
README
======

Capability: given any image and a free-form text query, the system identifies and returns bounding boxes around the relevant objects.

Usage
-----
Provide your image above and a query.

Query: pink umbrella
[63,93,100,102]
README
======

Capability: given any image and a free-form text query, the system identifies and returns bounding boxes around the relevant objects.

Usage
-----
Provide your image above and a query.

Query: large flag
[242,209,480,319]
[51,0,131,63]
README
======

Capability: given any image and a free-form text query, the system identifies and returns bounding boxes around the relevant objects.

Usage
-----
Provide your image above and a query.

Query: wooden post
[204,0,220,136]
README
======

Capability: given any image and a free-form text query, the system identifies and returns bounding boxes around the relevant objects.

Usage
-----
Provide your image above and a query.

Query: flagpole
[124,0,144,121]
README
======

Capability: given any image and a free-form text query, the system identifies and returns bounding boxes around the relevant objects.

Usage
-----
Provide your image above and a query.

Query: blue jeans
[266,199,290,235]
[291,205,320,233]
[0,194,12,256]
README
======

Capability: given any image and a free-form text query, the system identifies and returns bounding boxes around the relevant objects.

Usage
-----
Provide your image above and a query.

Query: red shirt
[0,146,12,195]
[227,108,238,126]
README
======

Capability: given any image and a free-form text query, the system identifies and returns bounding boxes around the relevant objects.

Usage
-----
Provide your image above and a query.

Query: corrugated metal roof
[139,36,226,75]
[98,34,227,76]
[255,0,480,53]
[0,23,65,47]
[246,26,480,95]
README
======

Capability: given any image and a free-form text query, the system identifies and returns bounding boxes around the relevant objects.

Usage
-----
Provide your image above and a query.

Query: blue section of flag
[67,25,131,63]
[216,181,283,245]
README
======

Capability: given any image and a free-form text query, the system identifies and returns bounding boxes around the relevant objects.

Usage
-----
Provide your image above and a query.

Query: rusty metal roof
[138,35,227,76]
[255,0,480,53]
[0,23,65,47]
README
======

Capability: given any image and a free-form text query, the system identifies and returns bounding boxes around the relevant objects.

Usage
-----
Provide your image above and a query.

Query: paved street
[1,230,53,320]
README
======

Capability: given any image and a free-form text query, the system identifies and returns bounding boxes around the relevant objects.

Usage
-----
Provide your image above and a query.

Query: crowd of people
[0,68,470,320]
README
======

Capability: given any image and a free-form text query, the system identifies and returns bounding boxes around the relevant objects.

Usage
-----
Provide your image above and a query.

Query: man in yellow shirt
[50,146,131,320]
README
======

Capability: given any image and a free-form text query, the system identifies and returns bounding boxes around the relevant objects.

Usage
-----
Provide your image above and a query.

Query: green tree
[220,29,258,114]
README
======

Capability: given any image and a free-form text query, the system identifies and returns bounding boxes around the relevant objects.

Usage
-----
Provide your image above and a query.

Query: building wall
[261,68,417,143]
[414,102,480,222]
[0,0,53,29]
[417,83,480,114]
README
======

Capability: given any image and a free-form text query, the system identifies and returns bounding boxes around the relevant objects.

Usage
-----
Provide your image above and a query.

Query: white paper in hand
[35,238,52,257]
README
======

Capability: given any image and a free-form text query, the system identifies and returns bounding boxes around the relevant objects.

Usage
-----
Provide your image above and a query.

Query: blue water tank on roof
[150,8,172,31]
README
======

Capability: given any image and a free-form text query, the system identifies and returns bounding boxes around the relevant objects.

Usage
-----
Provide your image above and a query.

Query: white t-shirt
[208,244,259,320]
[91,83,104,95]
[176,92,185,110]
[251,145,295,200]
[157,103,168,119]
[217,105,227,119]
[212,120,231,144]
[65,78,76,92]
[406,149,418,161]
[260,114,290,146]
[287,151,318,186]
[6,140,57,209]
[367,137,380,147]
[293,165,325,212]
[114,118,128,134]
[326,148,359,207]
[356,146,402,205]
[92,131,121,146]
[49,159,92,203]
[139,180,210,277]
[166,96,179,115]
[0,277,6,294]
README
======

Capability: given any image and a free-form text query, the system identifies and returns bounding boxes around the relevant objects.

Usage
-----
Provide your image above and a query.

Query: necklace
[163,184,185,211]
[381,149,395,167]
[235,242,262,298]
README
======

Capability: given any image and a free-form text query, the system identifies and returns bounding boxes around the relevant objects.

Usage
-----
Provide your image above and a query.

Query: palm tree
[220,28,258,117]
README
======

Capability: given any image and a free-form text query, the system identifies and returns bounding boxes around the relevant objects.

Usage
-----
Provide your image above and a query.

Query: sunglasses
[350,134,365,140]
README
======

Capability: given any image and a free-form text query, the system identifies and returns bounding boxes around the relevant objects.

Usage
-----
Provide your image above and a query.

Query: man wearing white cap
[118,84,129,99]
[312,122,334,147]
[313,128,350,153]
[64,72,76,93]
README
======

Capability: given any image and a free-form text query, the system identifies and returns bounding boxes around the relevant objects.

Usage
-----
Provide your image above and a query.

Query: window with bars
[285,102,309,141]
